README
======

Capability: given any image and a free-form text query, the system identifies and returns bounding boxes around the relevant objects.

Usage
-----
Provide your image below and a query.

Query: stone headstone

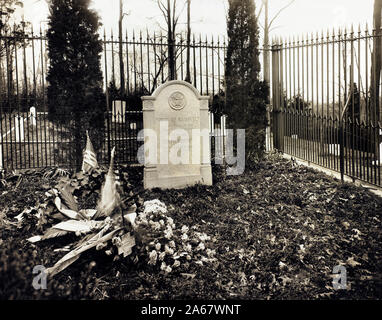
[29,107,37,126]
[141,80,213,189]
[15,116,24,142]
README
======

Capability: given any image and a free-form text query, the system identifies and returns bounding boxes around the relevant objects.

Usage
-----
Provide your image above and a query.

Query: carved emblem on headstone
[169,91,186,110]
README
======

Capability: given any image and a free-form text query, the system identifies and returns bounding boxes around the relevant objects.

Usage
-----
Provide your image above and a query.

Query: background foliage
[46,0,106,166]
[225,0,268,164]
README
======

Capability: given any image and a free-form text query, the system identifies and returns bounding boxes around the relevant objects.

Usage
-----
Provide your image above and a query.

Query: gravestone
[15,116,24,142]
[141,80,213,189]
[29,107,37,126]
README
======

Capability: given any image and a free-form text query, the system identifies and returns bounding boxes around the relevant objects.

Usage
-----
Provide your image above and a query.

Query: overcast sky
[19,0,375,40]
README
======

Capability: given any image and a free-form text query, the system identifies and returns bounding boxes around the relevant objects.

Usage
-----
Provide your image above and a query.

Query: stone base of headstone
[144,164,212,190]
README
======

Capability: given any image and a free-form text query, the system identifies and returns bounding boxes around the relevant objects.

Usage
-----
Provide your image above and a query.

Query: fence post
[271,39,283,152]
[0,144,3,171]
[339,118,345,182]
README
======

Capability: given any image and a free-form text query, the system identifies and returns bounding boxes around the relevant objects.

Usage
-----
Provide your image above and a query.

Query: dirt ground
[0,154,381,300]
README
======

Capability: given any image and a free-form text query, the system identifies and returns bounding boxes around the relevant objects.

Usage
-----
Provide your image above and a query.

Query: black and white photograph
[0,0,381,307]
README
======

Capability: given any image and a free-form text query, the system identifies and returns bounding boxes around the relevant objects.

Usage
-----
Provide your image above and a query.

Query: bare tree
[119,0,125,95]
[259,0,295,150]
[185,0,191,83]
[156,0,187,80]
[260,0,295,85]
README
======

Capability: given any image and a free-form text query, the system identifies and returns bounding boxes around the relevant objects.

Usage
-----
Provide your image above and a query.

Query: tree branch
[268,0,295,28]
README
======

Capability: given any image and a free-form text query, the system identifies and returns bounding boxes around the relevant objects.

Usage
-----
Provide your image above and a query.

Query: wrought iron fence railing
[271,25,382,187]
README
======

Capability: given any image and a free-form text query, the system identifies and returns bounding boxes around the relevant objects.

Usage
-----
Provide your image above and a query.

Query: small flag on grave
[95,147,119,219]
[82,131,98,173]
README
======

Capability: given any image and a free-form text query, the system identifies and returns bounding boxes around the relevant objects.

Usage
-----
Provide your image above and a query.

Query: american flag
[94,147,118,219]
[82,131,98,173]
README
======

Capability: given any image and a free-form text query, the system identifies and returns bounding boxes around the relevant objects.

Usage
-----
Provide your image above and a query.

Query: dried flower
[169,240,176,249]
[181,225,189,234]
[159,252,166,261]
[155,243,161,251]
[148,250,158,265]
[165,266,172,273]
[201,256,209,263]
[160,262,167,271]
[181,233,189,241]
[164,228,173,239]
[196,242,205,251]
[197,233,211,242]
[144,200,168,215]
[173,260,181,268]
[153,222,161,231]
[206,248,216,257]
[165,245,174,255]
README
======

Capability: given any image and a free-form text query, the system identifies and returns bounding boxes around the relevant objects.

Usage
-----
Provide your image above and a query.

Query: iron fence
[0,109,226,170]
[0,27,227,169]
[0,27,226,113]
[271,25,382,187]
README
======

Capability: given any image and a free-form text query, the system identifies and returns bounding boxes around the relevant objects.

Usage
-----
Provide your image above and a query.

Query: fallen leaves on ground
[1,155,382,299]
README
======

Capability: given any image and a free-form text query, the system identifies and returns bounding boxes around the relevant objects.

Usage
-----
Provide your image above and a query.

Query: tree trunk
[263,0,270,85]
[185,0,191,83]
[263,0,271,151]
[119,0,125,95]
[167,0,175,80]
